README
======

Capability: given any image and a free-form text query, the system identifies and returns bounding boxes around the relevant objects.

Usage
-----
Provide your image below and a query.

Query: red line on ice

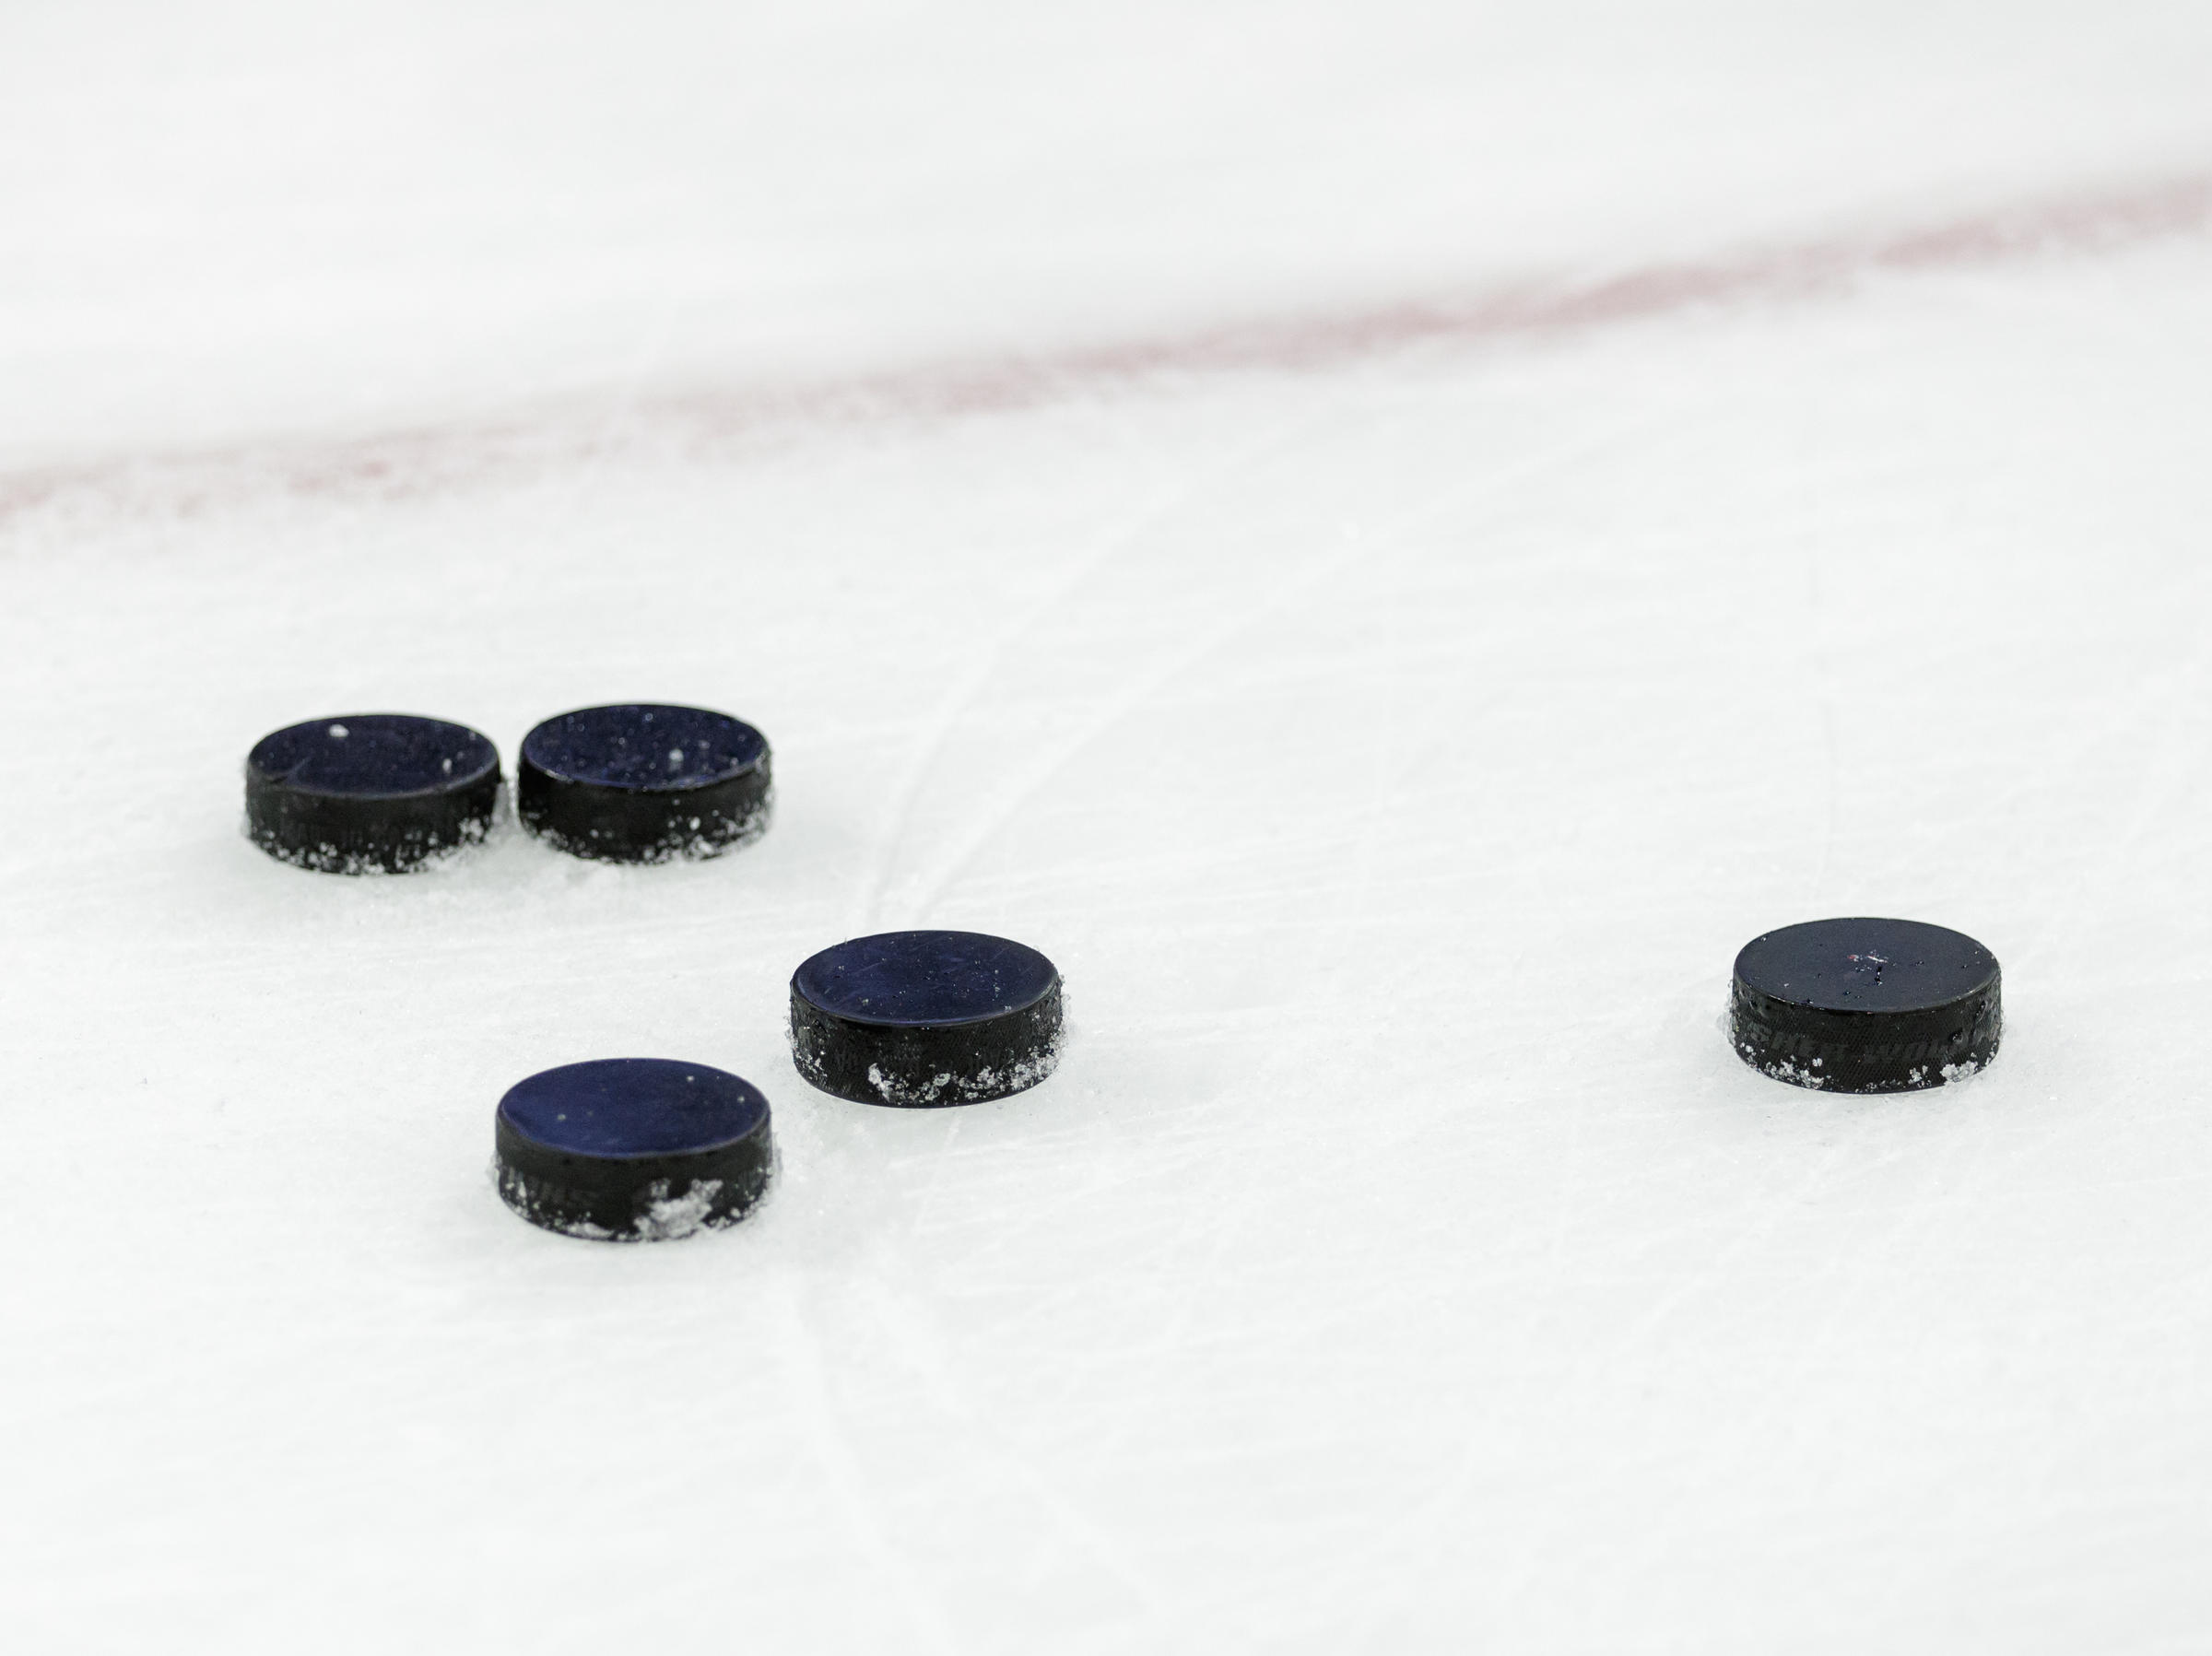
[4,169,2208,527]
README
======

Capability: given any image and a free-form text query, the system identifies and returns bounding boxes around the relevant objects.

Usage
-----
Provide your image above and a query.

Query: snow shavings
[245,810,494,875]
[494,1160,741,1243]
[524,792,772,864]
[631,1180,725,1241]
[862,1030,1063,1107]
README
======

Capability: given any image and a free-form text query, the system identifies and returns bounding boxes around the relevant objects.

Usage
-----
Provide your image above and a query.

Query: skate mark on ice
[767,1280,963,1652]
[896,404,1677,919]
[849,402,1339,934]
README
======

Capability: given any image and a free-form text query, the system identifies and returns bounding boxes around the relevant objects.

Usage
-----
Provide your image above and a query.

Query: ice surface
[6,3,2212,1651]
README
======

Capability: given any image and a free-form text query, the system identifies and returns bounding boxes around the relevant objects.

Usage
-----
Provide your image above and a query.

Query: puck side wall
[789,981,1065,1106]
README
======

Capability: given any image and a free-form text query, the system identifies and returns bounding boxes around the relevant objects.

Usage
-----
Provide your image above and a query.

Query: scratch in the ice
[1354,1129,1872,1627]
[850,1261,1172,1620]
[766,1280,962,1653]
[897,402,1677,919]
[898,543,1358,922]
[2020,579,2212,977]
[1803,552,1841,910]
[5,168,2209,531]
[849,408,1327,934]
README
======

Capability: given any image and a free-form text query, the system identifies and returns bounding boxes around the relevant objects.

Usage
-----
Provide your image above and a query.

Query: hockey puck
[495,1058,774,1240]
[1729,917,2001,1092]
[518,703,771,863]
[790,930,1064,1107]
[245,713,500,874]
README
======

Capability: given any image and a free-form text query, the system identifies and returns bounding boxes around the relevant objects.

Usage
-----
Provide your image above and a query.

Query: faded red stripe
[5,170,2208,527]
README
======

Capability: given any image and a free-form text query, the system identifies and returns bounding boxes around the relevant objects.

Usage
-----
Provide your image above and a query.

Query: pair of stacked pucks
[496,932,1065,1240]
[245,704,770,870]
[1730,917,2001,1092]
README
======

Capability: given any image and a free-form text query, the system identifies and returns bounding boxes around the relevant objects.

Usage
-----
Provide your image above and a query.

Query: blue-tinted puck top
[793,931,1060,1028]
[522,705,766,793]
[1734,917,1998,1015]
[248,714,497,798]
[497,1059,770,1158]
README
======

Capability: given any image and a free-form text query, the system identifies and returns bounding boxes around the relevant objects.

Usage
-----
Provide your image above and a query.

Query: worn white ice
[7,3,2212,1650]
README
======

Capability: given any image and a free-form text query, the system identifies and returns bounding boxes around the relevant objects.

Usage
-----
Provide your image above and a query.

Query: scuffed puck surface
[518,703,771,863]
[244,713,500,874]
[790,930,1063,1107]
[1730,917,2002,1092]
[495,1058,774,1240]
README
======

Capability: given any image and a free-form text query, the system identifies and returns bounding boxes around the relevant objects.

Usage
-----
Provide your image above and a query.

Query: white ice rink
[6,3,2212,1650]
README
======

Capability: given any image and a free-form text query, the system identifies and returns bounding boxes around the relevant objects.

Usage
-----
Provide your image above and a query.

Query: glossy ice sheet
[5,3,2212,1650]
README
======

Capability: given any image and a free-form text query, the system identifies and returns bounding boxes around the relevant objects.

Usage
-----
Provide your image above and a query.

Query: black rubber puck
[495,1058,774,1240]
[245,713,500,874]
[1729,917,2002,1093]
[518,703,771,863]
[790,930,1064,1107]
